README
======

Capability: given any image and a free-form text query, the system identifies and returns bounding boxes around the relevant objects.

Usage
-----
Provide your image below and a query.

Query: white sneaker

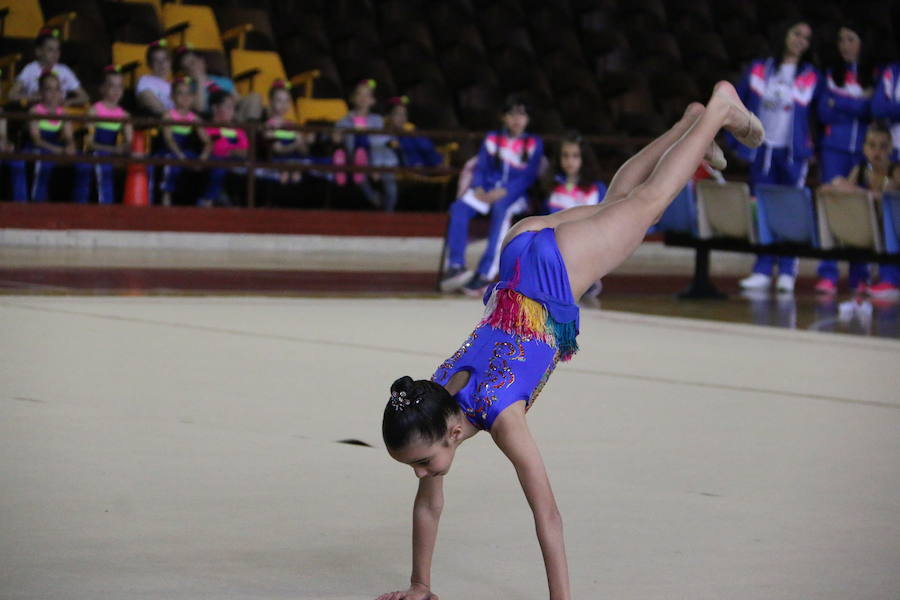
[739,273,771,290]
[776,274,795,293]
[439,267,473,293]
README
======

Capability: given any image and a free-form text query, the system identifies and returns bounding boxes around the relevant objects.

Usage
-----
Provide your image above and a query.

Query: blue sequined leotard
[431,228,579,430]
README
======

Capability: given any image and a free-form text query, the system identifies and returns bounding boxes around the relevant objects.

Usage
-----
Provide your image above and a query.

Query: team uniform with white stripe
[728,57,820,279]
[447,130,543,279]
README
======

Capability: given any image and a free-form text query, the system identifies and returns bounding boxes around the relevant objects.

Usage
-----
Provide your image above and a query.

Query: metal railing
[0,110,654,209]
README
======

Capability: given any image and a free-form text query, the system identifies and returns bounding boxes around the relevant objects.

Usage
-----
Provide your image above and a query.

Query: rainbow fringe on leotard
[482,287,578,362]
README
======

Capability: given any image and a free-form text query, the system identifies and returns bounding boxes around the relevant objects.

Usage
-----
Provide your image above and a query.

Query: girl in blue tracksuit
[385,96,443,169]
[873,62,900,161]
[871,64,900,300]
[815,24,877,294]
[727,20,819,293]
[442,94,543,296]
[543,131,607,299]
[821,122,899,298]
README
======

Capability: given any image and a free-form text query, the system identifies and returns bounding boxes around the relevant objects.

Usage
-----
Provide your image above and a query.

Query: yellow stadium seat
[0,0,43,39]
[230,50,349,124]
[230,48,295,118]
[0,52,22,97]
[162,3,222,51]
[112,42,151,84]
[295,97,348,124]
[42,11,77,40]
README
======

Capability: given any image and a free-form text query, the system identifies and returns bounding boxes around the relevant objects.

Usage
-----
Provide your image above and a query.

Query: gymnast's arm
[492,403,571,600]
[410,474,443,594]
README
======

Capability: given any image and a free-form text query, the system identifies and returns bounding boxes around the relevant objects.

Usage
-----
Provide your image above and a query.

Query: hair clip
[175,43,195,54]
[389,389,420,411]
[40,28,60,39]
[360,78,377,89]
[150,39,168,48]
[271,79,292,90]
[173,75,192,85]
[388,95,410,106]
[104,64,122,74]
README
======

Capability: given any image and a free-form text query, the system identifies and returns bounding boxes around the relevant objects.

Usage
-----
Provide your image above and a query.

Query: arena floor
[2,294,898,600]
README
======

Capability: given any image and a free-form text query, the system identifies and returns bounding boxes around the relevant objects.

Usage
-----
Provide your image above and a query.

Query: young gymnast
[376,81,762,600]
[73,66,134,205]
[15,71,77,203]
[159,77,210,206]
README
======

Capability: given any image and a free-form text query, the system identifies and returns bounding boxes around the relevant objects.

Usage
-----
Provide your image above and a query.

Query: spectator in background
[335,79,397,209]
[1,69,27,203]
[18,72,77,202]
[264,80,309,184]
[821,121,898,299]
[8,28,89,108]
[872,60,900,161]
[174,46,262,122]
[136,40,173,117]
[385,95,443,168]
[815,24,877,295]
[198,88,248,207]
[440,94,543,296]
[73,66,134,204]
[727,20,819,294]
[159,76,210,206]
[542,131,607,301]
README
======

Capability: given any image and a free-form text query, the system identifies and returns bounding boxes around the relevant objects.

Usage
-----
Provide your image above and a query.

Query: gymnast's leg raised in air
[503,81,763,298]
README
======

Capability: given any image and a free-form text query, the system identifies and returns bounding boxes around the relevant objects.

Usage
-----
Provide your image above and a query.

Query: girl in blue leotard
[376,82,764,600]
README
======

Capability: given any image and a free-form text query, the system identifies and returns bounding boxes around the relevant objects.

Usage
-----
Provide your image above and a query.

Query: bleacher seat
[377,0,423,29]
[229,48,303,108]
[816,188,884,253]
[695,180,756,242]
[214,8,276,51]
[0,0,44,39]
[654,185,698,236]
[104,1,163,44]
[295,97,348,124]
[880,192,900,255]
[755,184,818,247]
[112,41,150,83]
[162,3,223,51]
[113,0,163,24]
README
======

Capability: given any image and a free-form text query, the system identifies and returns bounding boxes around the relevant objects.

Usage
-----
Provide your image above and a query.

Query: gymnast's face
[389,433,458,479]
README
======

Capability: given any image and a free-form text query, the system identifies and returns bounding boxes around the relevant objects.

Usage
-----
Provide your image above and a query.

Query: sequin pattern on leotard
[431,324,557,431]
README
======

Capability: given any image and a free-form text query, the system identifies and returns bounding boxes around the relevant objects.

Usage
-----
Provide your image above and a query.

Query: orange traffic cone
[123,131,149,206]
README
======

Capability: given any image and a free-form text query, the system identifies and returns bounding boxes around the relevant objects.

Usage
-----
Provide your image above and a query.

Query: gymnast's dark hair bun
[382,376,460,451]
[390,376,431,400]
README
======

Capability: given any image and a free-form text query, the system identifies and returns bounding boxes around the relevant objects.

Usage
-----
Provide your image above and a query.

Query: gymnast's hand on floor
[375,583,438,600]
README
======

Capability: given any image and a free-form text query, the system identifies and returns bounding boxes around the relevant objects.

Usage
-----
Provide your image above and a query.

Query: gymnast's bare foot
[713,81,764,148]
[705,140,727,170]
